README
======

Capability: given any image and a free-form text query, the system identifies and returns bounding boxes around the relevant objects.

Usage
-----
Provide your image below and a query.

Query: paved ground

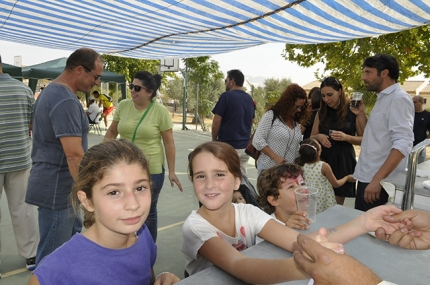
[0,121,355,283]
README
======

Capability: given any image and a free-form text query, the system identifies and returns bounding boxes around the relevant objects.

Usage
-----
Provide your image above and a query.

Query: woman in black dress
[310,77,367,205]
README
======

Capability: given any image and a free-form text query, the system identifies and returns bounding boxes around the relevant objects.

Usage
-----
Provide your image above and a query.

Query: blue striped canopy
[1,0,429,59]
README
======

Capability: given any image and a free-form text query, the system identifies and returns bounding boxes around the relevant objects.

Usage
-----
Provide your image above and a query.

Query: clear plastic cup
[351,92,363,108]
[294,186,319,223]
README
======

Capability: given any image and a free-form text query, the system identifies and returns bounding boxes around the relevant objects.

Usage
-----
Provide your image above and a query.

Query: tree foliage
[164,77,184,112]
[264,77,292,106]
[249,77,293,128]
[282,25,430,92]
[181,57,224,130]
[100,55,177,101]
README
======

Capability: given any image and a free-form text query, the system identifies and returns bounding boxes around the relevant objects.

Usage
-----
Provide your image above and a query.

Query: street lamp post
[180,58,188,130]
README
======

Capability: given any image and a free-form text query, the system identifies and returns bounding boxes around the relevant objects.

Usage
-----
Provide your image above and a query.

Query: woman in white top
[252,83,310,171]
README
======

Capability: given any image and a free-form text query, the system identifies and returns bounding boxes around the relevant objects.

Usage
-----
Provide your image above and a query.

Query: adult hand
[272,154,287,165]
[364,180,382,204]
[294,234,382,285]
[154,272,181,285]
[314,133,332,149]
[360,205,402,233]
[349,99,365,115]
[375,209,430,250]
[168,173,183,192]
[286,210,311,230]
[330,130,347,142]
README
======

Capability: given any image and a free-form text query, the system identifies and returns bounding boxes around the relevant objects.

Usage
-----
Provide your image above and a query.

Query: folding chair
[88,112,103,135]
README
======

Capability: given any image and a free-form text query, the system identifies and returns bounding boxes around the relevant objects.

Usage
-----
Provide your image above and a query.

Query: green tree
[100,55,177,101]
[248,77,292,128]
[264,78,292,106]
[101,55,160,82]
[183,57,224,130]
[164,77,184,113]
[251,85,266,130]
[282,25,430,109]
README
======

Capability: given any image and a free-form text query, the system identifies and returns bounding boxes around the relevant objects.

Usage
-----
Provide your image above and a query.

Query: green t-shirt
[114,99,173,174]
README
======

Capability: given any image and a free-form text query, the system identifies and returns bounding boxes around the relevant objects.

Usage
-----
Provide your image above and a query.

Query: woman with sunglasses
[253,83,310,171]
[310,77,366,205]
[104,71,183,242]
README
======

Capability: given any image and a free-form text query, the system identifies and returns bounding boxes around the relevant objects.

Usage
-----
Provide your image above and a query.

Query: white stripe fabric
[0,0,429,59]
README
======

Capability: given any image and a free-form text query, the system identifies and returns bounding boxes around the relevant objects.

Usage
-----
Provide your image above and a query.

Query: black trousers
[355,181,389,211]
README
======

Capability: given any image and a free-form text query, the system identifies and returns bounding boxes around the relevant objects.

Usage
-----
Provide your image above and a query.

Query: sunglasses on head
[321,77,341,87]
[129,83,148,92]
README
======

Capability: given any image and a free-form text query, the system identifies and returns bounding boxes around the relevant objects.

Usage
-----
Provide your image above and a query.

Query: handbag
[245,110,278,165]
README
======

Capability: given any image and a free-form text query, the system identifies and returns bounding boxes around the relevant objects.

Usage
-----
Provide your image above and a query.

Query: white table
[176,205,430,285]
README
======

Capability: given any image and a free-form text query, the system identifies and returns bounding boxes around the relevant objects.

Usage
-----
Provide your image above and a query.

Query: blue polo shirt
[212,89,254,149]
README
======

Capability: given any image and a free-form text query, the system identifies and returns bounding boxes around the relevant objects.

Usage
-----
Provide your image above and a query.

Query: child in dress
[181,141,402,284]
[257,164,311,230]
[295,138,356,212]
[28,140,180,285]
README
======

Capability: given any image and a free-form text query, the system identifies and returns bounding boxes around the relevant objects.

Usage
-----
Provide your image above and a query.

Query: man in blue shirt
[26,48,103,266]
[212,70,255,174]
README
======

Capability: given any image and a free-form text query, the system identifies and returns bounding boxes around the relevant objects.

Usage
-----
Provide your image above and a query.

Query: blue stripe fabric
[1,0,429,59]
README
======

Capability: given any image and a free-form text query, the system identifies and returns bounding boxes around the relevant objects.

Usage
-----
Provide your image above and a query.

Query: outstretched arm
[198,235,309,284]
[321,162,349,188]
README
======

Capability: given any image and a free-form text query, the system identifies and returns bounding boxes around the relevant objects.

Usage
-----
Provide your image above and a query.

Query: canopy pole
[182,58,188,130]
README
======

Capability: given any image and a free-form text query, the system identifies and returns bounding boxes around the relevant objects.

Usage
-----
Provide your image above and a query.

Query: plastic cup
[294,186,319,223]
[351,92,363,108]
[328,129,335,144]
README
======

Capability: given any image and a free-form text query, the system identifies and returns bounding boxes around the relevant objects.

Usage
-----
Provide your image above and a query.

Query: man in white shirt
[353,54,414,211]
[86,96,100,123]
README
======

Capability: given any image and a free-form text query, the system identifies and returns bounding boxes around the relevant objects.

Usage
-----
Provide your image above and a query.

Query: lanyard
[131,100,154,143]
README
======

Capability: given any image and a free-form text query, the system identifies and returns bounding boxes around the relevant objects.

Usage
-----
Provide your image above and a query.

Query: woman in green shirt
[104,71,183,242]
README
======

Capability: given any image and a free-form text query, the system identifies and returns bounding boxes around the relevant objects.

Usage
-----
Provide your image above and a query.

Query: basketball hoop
[160,58,179,72]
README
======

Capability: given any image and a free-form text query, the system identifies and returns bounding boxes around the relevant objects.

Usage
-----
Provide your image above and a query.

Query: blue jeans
[145,167,165,243]
[36,207,79,265]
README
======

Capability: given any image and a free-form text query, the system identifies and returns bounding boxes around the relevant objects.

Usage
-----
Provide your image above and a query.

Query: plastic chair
[88,112,102,135]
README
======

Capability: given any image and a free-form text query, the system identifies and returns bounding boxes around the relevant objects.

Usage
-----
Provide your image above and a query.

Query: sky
[0,41,322,86]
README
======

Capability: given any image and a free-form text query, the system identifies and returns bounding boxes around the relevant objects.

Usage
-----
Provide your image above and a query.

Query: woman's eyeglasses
[82,65,101,80]
[129,83,148,92]
[295,105,306,111]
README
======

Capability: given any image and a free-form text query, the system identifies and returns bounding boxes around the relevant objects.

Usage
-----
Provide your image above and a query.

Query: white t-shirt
[255,213,284,244]
[181,203,272,276]
[87,102,100,122]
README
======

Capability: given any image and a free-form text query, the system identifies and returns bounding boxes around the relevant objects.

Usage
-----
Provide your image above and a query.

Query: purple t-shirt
[212,89,255,149]
[34,225,156,285]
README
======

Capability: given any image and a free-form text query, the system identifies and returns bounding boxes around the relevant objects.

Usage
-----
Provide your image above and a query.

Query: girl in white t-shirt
[295,138,356,212]
[181,141,402,284]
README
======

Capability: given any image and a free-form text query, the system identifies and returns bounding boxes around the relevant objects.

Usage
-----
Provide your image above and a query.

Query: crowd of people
[1,48,429,285]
